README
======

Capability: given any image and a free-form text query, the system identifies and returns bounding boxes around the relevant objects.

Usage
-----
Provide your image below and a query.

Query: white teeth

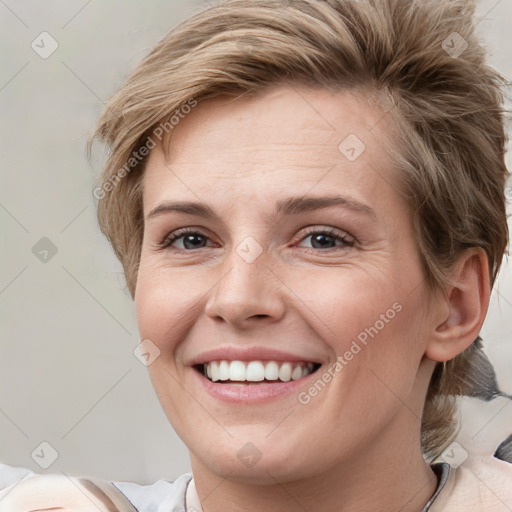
[264,361,279,380]
[203,360,316,383]
[211,361,220,382]
[291,365,303,381]
[246,361,265,381]
[218,360,230,381]
[279,362,292,382]
[229,360,246,381]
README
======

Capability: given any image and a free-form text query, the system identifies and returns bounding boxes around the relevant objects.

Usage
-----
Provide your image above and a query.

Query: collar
[185,476,203,511]
[421,462,451,511]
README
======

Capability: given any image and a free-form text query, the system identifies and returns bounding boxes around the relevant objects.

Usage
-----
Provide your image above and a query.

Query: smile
[198,360,321,383]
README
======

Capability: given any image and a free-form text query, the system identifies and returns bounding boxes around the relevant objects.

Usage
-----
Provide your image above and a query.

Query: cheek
[335,282,429,412]
[134,262,200,360]
[292,262,427,390]
[284,263,403,339]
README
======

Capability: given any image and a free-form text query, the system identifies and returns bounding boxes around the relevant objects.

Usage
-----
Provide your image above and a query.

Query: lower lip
[193,368,320,403]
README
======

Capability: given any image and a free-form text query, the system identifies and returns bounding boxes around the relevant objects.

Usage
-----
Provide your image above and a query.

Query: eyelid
[156,225,355,252]
[296,225,354,244]
[157,227,214,250]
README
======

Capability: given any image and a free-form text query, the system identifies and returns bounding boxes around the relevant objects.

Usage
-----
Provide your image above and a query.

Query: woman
[1,0,511,510]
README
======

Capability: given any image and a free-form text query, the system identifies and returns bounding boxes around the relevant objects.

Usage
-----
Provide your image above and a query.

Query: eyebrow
[146,195,377,221]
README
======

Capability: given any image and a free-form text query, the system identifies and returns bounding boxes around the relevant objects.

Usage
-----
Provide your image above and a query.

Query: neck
[190,424,437,512]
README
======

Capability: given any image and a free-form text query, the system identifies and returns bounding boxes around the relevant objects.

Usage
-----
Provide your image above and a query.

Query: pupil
[312,234,334,248]
[181,233,337,250]
[184,234,205,249]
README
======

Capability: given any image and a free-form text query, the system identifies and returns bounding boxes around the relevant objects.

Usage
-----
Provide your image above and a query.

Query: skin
[134,85,490,512]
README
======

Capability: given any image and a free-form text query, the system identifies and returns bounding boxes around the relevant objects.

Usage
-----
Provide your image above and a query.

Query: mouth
[195,360,322,384]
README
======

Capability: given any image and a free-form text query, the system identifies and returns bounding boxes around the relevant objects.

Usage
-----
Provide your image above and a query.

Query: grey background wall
[1,0,511,484]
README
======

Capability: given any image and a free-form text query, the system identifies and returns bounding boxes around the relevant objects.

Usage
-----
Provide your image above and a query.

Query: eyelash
[157,227,355,252]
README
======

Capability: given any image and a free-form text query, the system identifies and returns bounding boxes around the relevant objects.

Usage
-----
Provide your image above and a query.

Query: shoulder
[0,462,192,512]
[0,462,34,490]
[430,456,512,511]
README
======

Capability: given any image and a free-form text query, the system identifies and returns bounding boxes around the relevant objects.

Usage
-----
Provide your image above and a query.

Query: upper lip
[189,346,325,366]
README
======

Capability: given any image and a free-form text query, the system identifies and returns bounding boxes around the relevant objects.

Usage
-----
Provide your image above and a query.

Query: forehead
[142,85,400,214]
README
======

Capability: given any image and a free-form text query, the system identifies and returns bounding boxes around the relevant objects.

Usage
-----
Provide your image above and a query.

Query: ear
[425,248,491,362]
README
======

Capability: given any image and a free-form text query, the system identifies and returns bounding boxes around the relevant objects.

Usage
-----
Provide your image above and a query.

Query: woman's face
[135,85,437,482]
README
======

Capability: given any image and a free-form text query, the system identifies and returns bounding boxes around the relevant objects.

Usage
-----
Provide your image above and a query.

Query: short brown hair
[90,0,510,459]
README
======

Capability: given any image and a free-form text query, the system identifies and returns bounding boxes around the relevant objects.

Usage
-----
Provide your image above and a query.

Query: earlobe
[425,248,491,362]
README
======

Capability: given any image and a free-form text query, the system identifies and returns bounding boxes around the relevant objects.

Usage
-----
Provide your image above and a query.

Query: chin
[190,433,327,485]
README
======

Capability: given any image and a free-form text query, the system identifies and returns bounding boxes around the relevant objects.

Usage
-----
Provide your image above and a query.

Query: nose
[204,244,286,328]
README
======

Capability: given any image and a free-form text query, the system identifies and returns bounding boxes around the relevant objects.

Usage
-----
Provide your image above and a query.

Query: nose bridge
[220,234,270,301]
[205,234,285,323]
